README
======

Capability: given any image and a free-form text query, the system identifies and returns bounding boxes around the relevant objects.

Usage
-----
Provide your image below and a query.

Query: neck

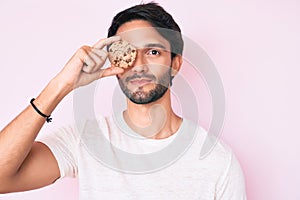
[123,89,182,139]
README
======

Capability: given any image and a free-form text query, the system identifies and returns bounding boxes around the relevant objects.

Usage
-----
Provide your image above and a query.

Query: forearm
[0,77,71,179]
[0,36,122,187]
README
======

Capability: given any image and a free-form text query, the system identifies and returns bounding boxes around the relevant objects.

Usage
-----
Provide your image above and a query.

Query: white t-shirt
[38,115,246,200]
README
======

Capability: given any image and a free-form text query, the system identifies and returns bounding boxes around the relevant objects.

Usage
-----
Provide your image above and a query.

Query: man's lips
[129,78,153,86]
[125,74,156,87]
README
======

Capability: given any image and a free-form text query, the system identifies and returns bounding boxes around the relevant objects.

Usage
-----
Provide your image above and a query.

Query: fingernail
[111,35,121,40]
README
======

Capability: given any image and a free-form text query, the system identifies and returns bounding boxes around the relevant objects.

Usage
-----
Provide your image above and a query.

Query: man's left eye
[147,49,160,55]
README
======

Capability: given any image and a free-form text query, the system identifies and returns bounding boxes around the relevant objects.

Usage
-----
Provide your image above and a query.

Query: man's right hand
[55,36,124,91]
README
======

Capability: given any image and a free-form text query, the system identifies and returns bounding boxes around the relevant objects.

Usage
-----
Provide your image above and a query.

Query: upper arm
[216,152,247,200]
[5,142,60,193]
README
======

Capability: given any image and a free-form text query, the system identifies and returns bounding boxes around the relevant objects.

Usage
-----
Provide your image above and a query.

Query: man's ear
[171,55,183,77]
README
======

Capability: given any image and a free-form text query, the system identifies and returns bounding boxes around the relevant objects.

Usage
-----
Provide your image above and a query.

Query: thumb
[100,66,124,78]
[75,66,124,88]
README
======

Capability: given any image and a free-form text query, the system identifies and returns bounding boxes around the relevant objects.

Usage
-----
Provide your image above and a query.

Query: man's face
[115,20,173,104]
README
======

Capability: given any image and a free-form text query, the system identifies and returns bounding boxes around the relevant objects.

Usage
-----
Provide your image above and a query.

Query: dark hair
[107,2,183,59]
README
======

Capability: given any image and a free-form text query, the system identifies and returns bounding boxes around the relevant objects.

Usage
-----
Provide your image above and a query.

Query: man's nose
[131,51,149,73]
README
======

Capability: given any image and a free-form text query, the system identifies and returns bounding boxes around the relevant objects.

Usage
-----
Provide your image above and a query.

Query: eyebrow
[143,43,167,50]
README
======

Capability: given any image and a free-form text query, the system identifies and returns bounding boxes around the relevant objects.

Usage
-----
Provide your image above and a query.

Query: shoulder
[187,119,246,195]
[185,119,242,174]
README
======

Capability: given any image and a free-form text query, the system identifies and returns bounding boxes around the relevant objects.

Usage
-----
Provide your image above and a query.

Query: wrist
[34,77,72,116]
[50,75,74,96]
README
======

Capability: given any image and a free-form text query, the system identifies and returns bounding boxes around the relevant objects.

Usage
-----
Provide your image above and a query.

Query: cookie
[108,40,137,68]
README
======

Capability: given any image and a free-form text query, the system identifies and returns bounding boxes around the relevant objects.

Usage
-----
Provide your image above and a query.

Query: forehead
[116,20,170,50]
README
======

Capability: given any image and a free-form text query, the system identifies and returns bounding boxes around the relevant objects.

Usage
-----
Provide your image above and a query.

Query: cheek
[146,55,171,66]
[149,66,171,79]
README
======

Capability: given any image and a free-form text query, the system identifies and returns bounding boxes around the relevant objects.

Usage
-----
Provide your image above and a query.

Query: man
[0,3,246,199]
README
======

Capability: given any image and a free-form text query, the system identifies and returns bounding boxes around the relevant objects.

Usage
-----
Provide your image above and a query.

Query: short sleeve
[37,125,79,179]
[216,151,247,200]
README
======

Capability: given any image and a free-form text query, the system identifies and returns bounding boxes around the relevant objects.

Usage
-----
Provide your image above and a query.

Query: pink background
[0,0,299,199]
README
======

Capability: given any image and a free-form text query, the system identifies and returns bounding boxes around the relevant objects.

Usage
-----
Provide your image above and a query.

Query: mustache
[125,73,156,82]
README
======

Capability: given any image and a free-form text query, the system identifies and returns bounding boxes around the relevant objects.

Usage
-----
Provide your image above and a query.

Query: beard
[118,70,171,104]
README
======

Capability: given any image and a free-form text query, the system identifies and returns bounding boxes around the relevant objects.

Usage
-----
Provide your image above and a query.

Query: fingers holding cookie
[93,36,121,49]
[81,36,122,73]
[81,37,137,75]
[83,48,108,73]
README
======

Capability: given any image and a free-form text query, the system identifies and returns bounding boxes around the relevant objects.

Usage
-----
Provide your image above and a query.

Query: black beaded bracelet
[30,98,52,123]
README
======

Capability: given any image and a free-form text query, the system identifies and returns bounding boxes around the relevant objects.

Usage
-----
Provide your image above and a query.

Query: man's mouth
[129,78,153,86]
[126,74,156,87]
